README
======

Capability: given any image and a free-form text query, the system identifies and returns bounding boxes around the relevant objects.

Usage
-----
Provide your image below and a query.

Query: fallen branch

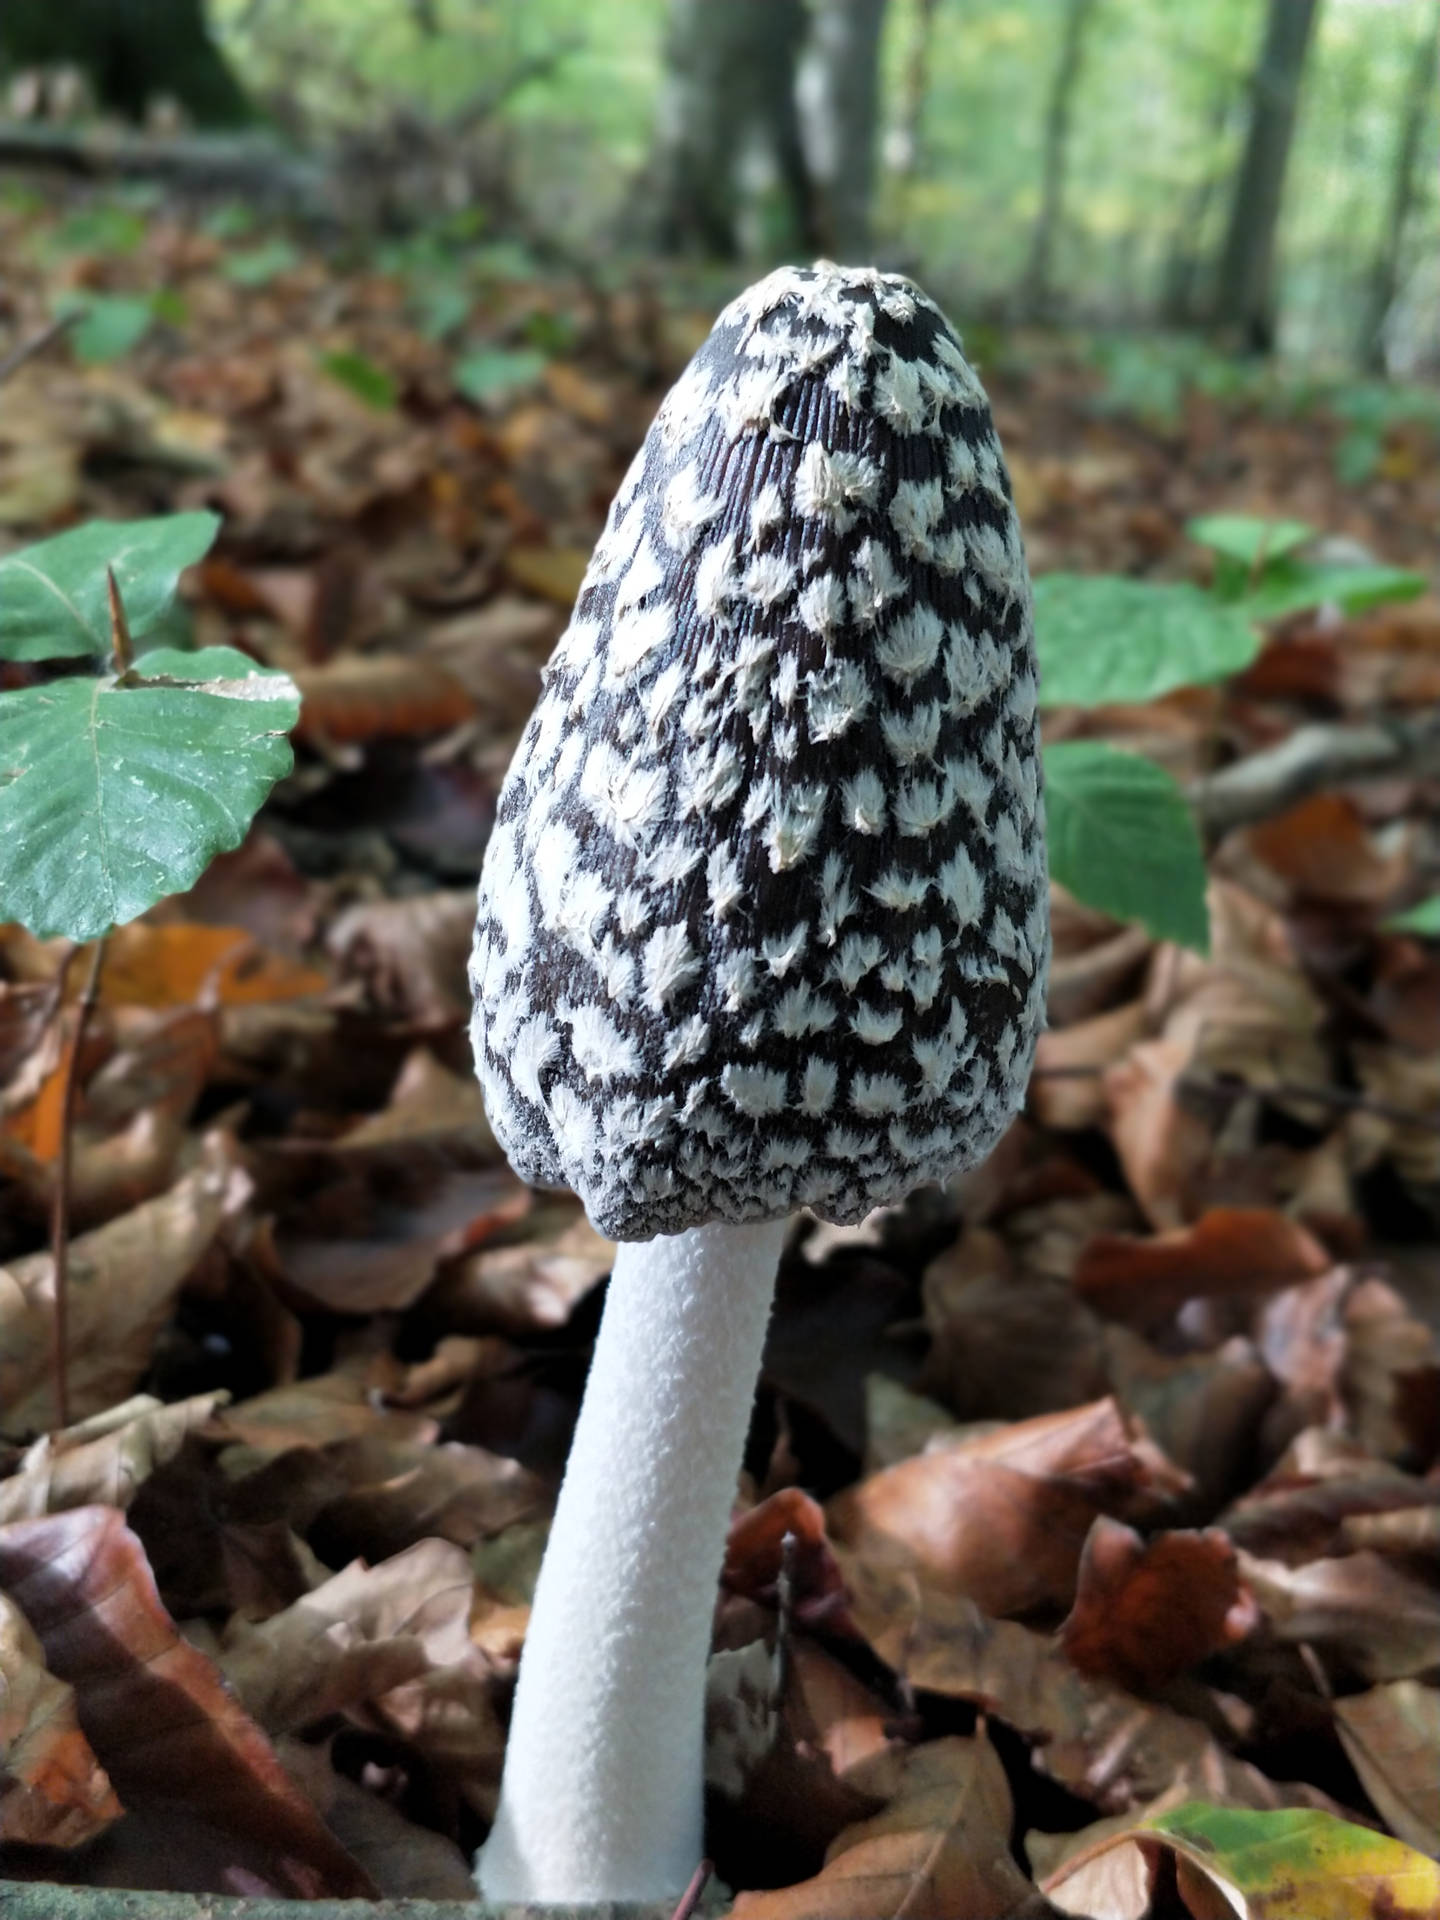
[0,311,78,387]
[0,122,330,210]
[1189,713,1440,835]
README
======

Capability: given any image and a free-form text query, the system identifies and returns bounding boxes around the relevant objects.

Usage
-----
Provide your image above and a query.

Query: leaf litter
[0,185,1439,1915]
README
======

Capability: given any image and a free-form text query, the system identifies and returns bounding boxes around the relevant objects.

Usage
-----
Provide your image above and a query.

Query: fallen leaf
[921,1234,1109,1424]
[848,1565,1320,1816]
[0,1506,375,1897]
[723,1488,856,1635]
[1103,1327,1276,1515]
[1044,1800,1440,1920]
[218,1537,476,1735]
[1073,1208,1333,1332]
[277,1738,476,1897]
[99,921,329,1010]
[0,1140,251,1432]
[827,1399,1179,1618]
[504,542,590,605]
[0,1589,120,1847]
[1333,1681,1440,1858]
[325,889,476,1026]
[1245,792,1412,908]
[293,653,475,745]
[1241,1547,1440,1683]
[1059,1515,1256,1693]
[432,1204,614,1333]
[730,1732,1058,1920]
[1032,999,1152,1131]
[0,1391,227,1524]
[1102,1037,1213,1230]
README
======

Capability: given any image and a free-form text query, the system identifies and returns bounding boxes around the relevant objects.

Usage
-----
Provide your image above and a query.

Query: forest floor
[1,182,1439,1918]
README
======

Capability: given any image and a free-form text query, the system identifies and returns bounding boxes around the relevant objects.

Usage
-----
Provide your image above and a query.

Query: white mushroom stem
[475,1214,787,1905]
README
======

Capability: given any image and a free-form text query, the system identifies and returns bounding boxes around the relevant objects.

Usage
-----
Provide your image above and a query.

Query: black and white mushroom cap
[471,262,1049,1241]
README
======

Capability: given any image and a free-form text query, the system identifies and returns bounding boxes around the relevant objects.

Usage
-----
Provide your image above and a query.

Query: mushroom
[469,261,1049,1903]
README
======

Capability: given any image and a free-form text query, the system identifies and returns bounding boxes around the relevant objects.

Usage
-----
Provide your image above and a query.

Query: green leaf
[1145,1802,1440,1918]
[223,240,300,287]
[1187,513,1314,567]
[455,347,548,403]
[1335,426,1386,486]
[1034,574,1261,709]
[0,650,300,941]
[1386,895,1440,937]
[0,513,221,663]
[1238,559,1428,623]
[414,282,472,341]
[318,350,398,410]
[66,294,154,365]
[1044,741,1209,951]
[1045,1800,1440,1919]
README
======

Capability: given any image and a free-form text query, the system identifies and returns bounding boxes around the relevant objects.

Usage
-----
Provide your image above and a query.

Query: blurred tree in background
[0,0,1435,371]
[0,0,250,125]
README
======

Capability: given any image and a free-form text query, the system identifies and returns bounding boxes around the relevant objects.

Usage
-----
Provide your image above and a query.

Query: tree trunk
[1358,0,1440,372]
[889,0,940,179]
[1021,0,1099,317]
[1159,40,1247,327]
[1210,0,1322,352]
[641,0,814,259]
[797,0,891,259]
[0,0,251,126]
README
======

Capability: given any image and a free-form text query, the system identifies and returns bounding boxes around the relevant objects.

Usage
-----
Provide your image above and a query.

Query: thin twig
[106,568,134,674]
[1189,713,1440,836]
[0,311,78,388]
[667,1859,714,1920]
[1177,1069,1440,1134]
[49,938,107,1431]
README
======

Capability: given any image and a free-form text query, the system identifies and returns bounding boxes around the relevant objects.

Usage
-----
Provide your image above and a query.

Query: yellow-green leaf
[1044,1801,1440,1920]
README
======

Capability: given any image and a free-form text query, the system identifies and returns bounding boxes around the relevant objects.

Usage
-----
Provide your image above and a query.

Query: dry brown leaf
[293,652,475,745]
[330,1044,499,1161]
[1240,1548,1440,1683]
[1220,1429,1438,1564]
[921,1234,1109,1424]
[99,922,329,1010]
[504,542,590,605]
[219,1537,476,1735]
[1073,1207,1333,1332]
[324,888,476,1026]
[277,1738,476,1898]
[0,1139,251,1432]
[434,1204,615,1333]
[300,1435,547,1566]
[848,1564,1315,1816]
[1332,1681,1440,1857]
[1102,1038,1213,1230]
[722,1487,856,1635]
[1059,1515,1256,1693]
[0,1506,375,1897]
[730,1732,1056,1920]
[1032,1000,1151,1131]
[1047,922,1152,1029]
[826,1399,1177,1618]
[209,1366,440,1461]
[1103,1328,1276,1515]
[0,1588,120,1847]
[1245,792,1412,908]
[0,1390,227,1525]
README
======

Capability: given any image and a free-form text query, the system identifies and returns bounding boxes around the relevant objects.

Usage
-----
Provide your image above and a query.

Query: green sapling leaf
[0,513,220,663]
[1044,740,1209,951]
